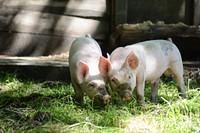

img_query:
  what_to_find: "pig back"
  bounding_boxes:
[69,37,102,58]
[136,40,183,82]
[69,36,103,77]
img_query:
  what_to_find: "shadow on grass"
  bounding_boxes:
[0,81,77,131]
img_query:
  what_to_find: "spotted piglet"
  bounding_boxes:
[107,39,186,105]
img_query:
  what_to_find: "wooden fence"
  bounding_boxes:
[0,0,110,56]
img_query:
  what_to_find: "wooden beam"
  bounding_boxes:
[0,54,68,67]
[185,0,194,25]
[0,54,197,82]
[112,0,128,28]
[0,55,198,68]
[194,0,200,25]
[111,21,200,47]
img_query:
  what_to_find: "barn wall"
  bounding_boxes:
[0,0,110,56]
[111,0,198,27]
[127,0,185,24]
[111,0,200,61]
[0,0,199,81]
[0,0,199,58]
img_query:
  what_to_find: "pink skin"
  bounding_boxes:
[69,35,111,106]
[108,39,186,105]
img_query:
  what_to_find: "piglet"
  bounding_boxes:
[107,39,186,105]
[69,34,111,107]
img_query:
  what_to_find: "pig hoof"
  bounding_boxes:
[122,95,132,101]
[137,102,145,106]
[137,95,144,105]
[151,98,158,103]
[179,94,186,99]
[137,99,145,106]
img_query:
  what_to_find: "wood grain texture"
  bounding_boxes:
[0,0,110,56]
[0,53,68,67]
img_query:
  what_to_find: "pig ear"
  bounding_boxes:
[125,51,138,69]
[99,56,111,76]
[77,61,89,83]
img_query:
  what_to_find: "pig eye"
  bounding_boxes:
[88,82,96,88]
[110,77,117,83]
[126,73,132,79]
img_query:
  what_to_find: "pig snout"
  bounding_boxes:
[120,90,132,101]
[95,94,111,105]
[103,94,112,104]
[116,83,132,101]
[98,86,112,104]
[93,86,111,105]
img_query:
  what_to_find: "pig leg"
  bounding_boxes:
[170,62,186,99]
[136,74,145,105]
[71,78,84,107]
[150,79,159,103]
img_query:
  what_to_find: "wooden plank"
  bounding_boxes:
[0,54,198,68]
[185,0,194,25]
[0,32,74,56]
[1,0,107,12]
[0,65,71,82]
[0,32,108,56]
[184,61,200,68]
[194,0,200,25]
[0,54,68,67]
[0,0,108,17]
[0,10,109,40]
[110,21,200,61]
[119,21,200,37]
[110,21,200,47]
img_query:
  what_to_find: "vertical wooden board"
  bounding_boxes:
[112,0,128,27]
[194,0,200,25]
[185,0,194,25]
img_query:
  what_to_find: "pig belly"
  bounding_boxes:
[145,70,165,83]
[144,57,169,83]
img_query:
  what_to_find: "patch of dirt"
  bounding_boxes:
[28,111,51,126]
[184,68,200,84]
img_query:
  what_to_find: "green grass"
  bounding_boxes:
[0,73,199,133]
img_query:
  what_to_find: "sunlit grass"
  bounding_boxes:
[0,73,199,133]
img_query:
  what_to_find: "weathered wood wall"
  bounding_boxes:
[110,22,200,60]
[0,0,199,57]
[0,0,199,81]
[0,0,110,56]
[112,0,200,27]
[111,0,200,61]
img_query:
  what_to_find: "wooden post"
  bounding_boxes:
[185,0,194,25]
[111,0,128,30]
[194,0,200,25]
